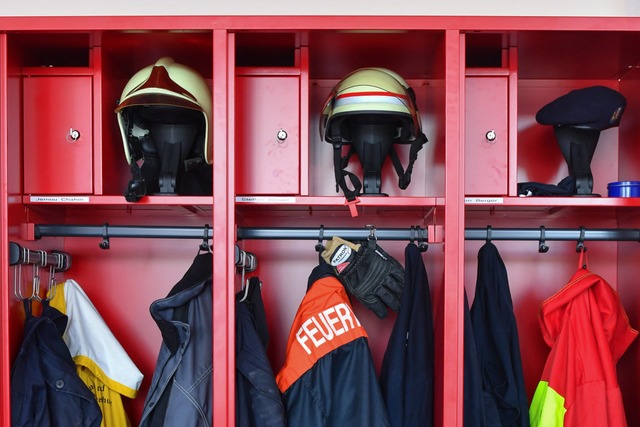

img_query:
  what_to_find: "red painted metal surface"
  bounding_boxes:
[22,73,93,194]
[465,73,508,195]
[235,73,300,195]
[0,32,11,427]
[3,14,640,427]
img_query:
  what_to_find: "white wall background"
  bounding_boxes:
[2,0,639,17]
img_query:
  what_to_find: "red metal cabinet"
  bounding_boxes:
[464,73,508,195]
[235,73,300,195]
[4,17,640,427]
[23,72,93,194]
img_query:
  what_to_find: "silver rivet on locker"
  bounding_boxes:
[67,128,81,142]
[276,129,288,143]
[485,129,496,142]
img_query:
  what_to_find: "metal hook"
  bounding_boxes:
[486,225,492,243]
[13,264,24,300]
[200,224,211,252]
[99,223,110,250]
[417,226,429,252]
[31,260,42,301]
[410,226,417,244]
[366,224,377,241]
[538,226,550,253]
[45,264,58,301]
[315,225,325,252]
[576,226,587,253]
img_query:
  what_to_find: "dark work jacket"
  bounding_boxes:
[276,263,390,427]
[379,243,434,427]
[139,253,213,427]
[464,290,501,427]
[470,242,529,427]
[11,299,102,427]
[236,277,286,427]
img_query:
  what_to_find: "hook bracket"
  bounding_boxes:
[315,225,325,252]
[576,226,587,253]
[200,224,211,252]
[99,223,110,250]
[538,226,550,253]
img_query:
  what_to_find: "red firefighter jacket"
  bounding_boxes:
[530,265,638,426]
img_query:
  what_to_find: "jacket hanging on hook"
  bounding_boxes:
[530,266,638,426]
[470,242,530,427]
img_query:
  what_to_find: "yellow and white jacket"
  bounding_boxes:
[49,279,143,427]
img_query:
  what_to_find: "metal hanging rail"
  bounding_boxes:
[236,226,429,242]
[237,226,640,242]
[464,227,640,242]
[32,223,640,243]
[9,241,72,271]
[33,223,256,267]
[34,223,214,240]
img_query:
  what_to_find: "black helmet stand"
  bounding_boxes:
[554,126,601,196]
[350,123,396,196]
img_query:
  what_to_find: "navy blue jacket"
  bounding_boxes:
[236,277,286,427]
[470,242,529,427]
[379,243,434,427]
[140,253,213,427]
[11,299,102,427]
[464,290,501,427]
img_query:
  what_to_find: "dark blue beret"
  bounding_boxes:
[536,86,626,131]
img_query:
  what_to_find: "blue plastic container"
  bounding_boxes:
[607,181,640,197]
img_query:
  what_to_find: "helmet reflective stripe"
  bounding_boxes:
[333,93,410,109]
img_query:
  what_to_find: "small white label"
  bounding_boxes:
[235,196,296,204]
[465,197,504,204]
[330,244,352,266]
[30,196,90,203]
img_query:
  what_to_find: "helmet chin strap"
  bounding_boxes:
[331,130,428,201]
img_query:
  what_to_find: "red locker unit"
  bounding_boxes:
[2,16,640,427]
[465,72,508,196]
[235,71,301,195]
[22,69,93,194]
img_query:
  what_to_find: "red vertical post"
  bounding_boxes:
[212,28,233,427]
[0,32,10,426]
[442,29,464,427]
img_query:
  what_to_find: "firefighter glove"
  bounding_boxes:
[321,236,404,318]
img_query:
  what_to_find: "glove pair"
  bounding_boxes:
[321,236,404,319]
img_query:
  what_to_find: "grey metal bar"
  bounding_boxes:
[34,224,214,240]
[464,227,640,241]
[33,224,640,243]
[236,226,429,241]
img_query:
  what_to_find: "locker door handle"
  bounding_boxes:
[276,129,288,142]
[485,129,496,142]
[67,128,81,142]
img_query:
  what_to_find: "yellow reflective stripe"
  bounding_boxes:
[529,380,566,427]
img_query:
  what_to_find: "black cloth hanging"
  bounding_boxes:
[379,243,434,427]
[236,277,286,427]
[469,242,530,426]
[10,299,102,427]
[464,290,501,427]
